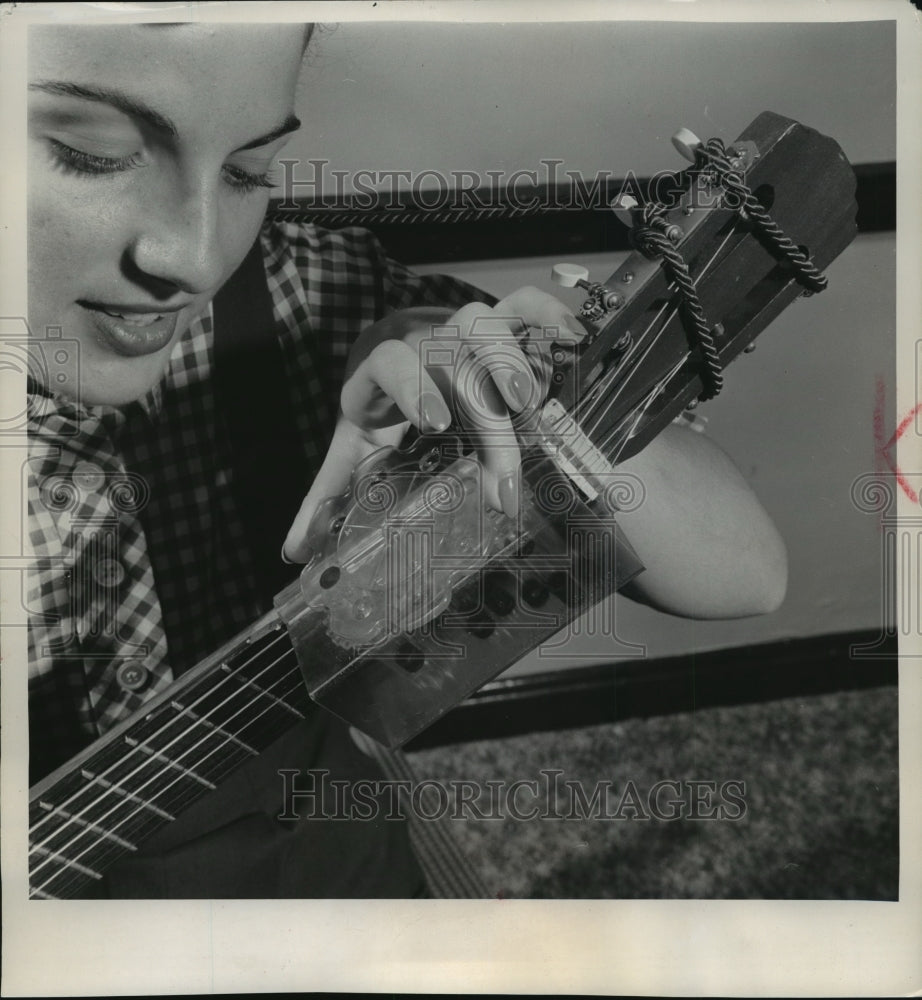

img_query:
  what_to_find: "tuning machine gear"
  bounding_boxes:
[552,262,625,323]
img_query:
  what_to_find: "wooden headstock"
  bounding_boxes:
[553,111,858,464]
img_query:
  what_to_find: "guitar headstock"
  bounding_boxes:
[552,111,858,463]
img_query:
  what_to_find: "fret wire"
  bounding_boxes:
[29,684,308,900]
[31,826,134,898]
[33,796,158,867]
[28,645,302,874]
[29,673,303,890]
[30,627,296,839]
[30,886,60,900]
[32,732,272,897]
[93,673,309,824]
[33,854,110,900]
[221,663,307,718]
[85,771,176,821]
[35,801,137,851]
[31,843,103,881]
[29,669,308,894]
[170,700,259,756]
[124,737,219,790]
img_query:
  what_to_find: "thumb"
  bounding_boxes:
[282,418,370,563]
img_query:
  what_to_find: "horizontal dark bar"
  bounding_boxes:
[269,161,894,264]
[404,629,897,750]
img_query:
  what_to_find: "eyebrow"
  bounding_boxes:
[29,80,301,150]
[29,80,178,135]
[238,114,302,150]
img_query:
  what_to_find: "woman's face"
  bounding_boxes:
[28,24,305,406]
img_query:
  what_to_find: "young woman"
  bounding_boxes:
[26,21,787,897]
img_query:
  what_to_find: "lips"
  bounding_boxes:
[78,301,183,358]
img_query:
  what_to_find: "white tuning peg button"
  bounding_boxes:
[671,127,703,163]
[552,263,590,288]
[610,193,640,227]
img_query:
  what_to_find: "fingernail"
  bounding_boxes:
[420,391,451,432]
[563,313,587,339]
[507,372,535,411]
[499,472,519,519]
[282,540,311,564]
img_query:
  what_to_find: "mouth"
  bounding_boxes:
[78,301,184,358]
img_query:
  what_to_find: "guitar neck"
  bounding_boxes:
[28,610,307,900]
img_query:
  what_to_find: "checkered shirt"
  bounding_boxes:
[27,221,491,782]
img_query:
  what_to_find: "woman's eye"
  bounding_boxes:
[47,137,274,194]
[48,138,142,176]
[222,163,276,194]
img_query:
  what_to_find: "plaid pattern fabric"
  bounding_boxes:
[27,221,491,782]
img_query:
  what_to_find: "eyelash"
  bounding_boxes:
[48,139,276,194]
[49,138,141,175]
[221,163,276,193]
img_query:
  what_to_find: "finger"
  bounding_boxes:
[343,305,455,380]
[493,286,588,344]
[450,302,541,416]
[341,338,452,433]
[449,350,522,517]
[283,419,373,562]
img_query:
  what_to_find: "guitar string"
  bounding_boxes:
[30,665,306,896]
[597,356,689,461]
[31,677,311,899]
[30,669,308,898]
[572,295,678,431]
[572,223,740,433]
[29,640,302,881]
[29,634,305,881]
[29,625,295,839]
[576,224,740,446]
[32,211,747,893]
[576,300,677,447]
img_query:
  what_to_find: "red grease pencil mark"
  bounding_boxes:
[874,376,922,503]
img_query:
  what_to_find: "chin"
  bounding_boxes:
[75,349,176,408]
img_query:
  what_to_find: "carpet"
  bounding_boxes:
[406,684,899,899]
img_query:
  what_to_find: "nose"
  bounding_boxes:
[126,178,228,297]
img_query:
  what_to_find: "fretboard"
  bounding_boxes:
[28,609,307,900]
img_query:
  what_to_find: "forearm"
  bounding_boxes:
[614,423,788,619]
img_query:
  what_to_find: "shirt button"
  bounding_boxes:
[94,558,125,588]
[116,662,150,693]
[73,461,105,492]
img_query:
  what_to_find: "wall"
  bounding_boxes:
[281,19,895,199]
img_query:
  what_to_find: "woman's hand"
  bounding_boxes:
[282,287,585,563]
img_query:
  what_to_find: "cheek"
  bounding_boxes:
[26,150,269,405]
[28,165,123,313]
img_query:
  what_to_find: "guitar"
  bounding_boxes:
[28,111,858,899]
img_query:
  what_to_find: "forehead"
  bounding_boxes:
[29,23,304,134]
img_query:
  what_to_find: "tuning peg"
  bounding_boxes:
[671,127,703,164]
[552,263,590,288]
[610,193,640,228]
